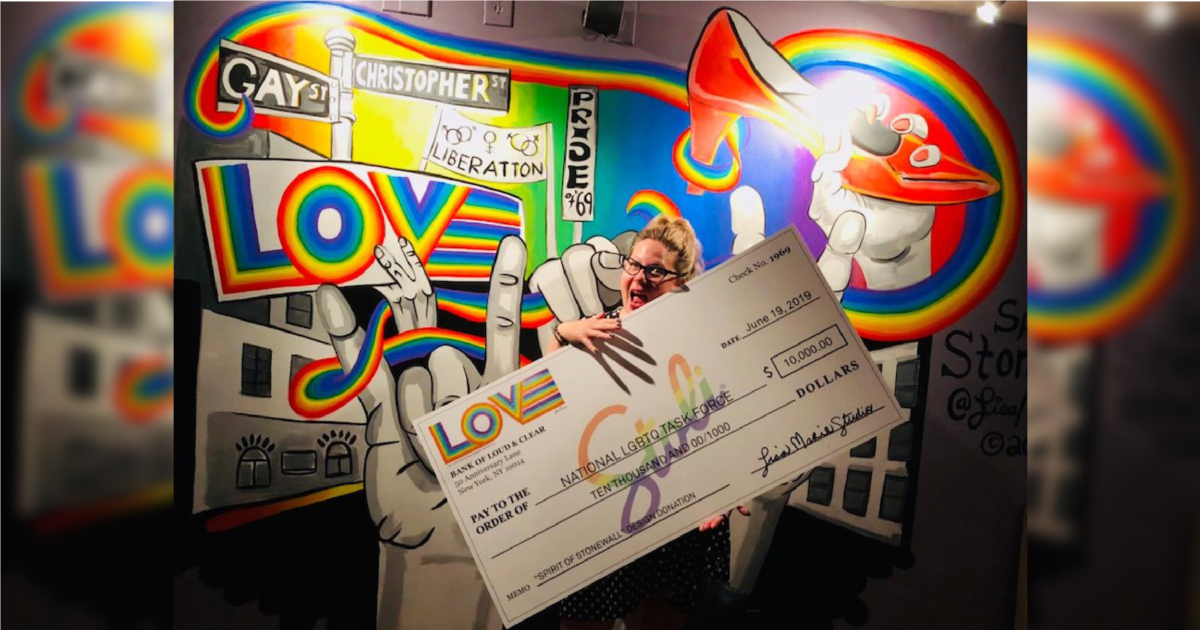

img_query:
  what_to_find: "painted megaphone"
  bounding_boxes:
[686,8,1000,205]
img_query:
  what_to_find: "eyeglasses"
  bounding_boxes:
[596,252,680,284]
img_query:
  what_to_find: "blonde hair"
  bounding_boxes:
[634,216,704,280]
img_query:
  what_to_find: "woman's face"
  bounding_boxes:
[621,238,683,311]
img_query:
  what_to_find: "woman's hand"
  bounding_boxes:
[699,505,751,531]
[557,313,622,352]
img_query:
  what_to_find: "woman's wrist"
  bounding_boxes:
[554,321,571,345]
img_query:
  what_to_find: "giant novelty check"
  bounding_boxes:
[414,226,904,625]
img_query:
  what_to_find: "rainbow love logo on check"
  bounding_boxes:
[431,368,566,464]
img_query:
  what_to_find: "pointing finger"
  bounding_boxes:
[611,231,637,257]
[530,258,581,357]
[482,236,527,384]
[429,346,479,410]
[586,236,624,299]
[561,242,604,316]
[396,367,433,439]
[396,367,433,464]
[399,238,435,298]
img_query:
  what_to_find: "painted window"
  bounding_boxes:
[281,450,317,475]
[807,466,836,506]
[843,469,872,517]
[849,437,877,459]
[286,293,313,328]
[325,442,352,477]
[114,295,140,329]
[888,422,914,462]
[241,343,272,397]
[236,447,271,489]
[895,358,921,408]
[290,355,313,382]
[68,346,98,397]
[879,474,908,523]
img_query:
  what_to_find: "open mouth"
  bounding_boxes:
[844,155,1001,205]
[899,174,994,185]
[629,289,649,309]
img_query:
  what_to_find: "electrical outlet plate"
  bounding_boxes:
[382,1,431,17]
[484,0,513,27]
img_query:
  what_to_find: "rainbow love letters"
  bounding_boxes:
[196,159,523,300]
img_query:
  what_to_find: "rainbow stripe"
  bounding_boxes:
[626,190,683,225]
[200,163,307,295]
[195,94,254,139]
[24,162,174,296]
[291,299,392,418]
[1027,33,1192,342]
[518,292,554,327]
[671,120,746,193]
[25,162,122,295]
[777,30,1023,341]
[13,4,169,155]
[16,54,74,140]
[278,165,384,283]
[105,165,174,284]
[206,483,363,533]
[437,289,555,328]
[517,369,565,421]
[370,172,469,263]
[184,2,687,139]
[424,188,522,281]
[461,403,501,441]
[114,356,173,424]
[434,287,488,321]
[289,299,534,418]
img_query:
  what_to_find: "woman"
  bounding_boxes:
[550,216,748,630]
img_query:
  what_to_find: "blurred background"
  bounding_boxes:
[1025,3,1200,630]
[1,1,1199,629]
[1,2,174,629]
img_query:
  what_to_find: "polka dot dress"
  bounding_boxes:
[560,306,732,621]
[559,521,732,620]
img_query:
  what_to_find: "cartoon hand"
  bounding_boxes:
[809,128,868,300]
[528,232,636,355]
[374,238,436,333]
[730,186,766,255]
[314,236,527,548]
[394,234,528,452]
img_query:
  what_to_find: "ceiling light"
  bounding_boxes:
[977,1,1002,25]
[1148,3,1173,28]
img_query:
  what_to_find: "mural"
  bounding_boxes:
[3,4,175,628]
[1026,30,1192,565]
[176,2,1020,628]
[1027,31,1192,343]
